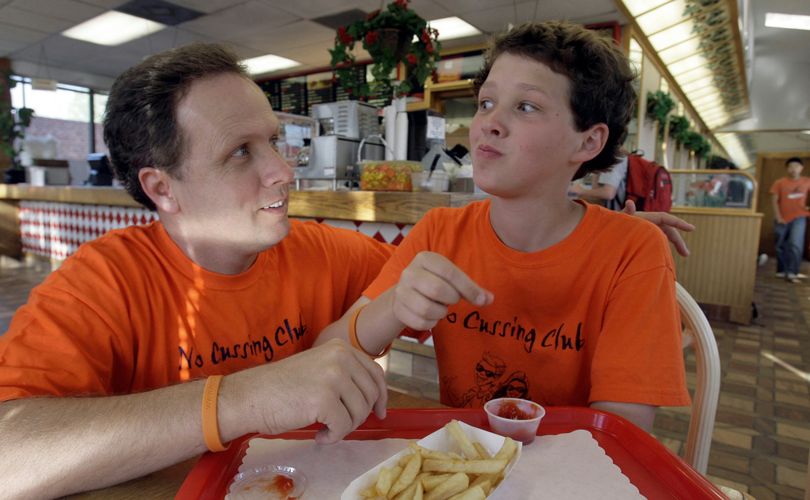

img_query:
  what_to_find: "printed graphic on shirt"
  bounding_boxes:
[177,314,308,371]
[442,352,534,408]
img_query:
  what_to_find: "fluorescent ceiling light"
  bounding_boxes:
[675,64,714,83]
[686,85,721,101]
[636,0,688,36]
[680,76,715,93]
[765,12,810,31]
[62,11,165,46]
[668,54,706,75]
[622,0,670,17]
[658,36,701,64]
[648,20,693,51]
[242,54,300,75]
[428,17,481,40]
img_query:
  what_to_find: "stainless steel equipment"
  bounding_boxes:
[310,101,379,139]
[296,135,384,189]
[296,101,384,189]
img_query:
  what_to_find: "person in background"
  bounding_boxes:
[770,157,810,283]
[0,44,391,498]
[569,153,627,211]
[319,21,690,432]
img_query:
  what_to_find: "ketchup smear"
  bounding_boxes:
[259,474,296,499]
[496,401,534,420]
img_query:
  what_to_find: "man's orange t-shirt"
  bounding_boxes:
[0,220,392,402]
[365,200,690,408]
[769,176,810,223]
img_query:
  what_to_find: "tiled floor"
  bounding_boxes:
[1,259,808,499]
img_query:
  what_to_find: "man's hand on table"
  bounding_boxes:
[222,339,388,445]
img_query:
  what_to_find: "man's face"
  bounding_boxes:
[167,73,293,259]
[787,161,803,179]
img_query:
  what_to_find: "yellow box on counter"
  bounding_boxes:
[359,161,423,191]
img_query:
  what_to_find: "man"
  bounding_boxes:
[770,157,810,283]
[0,44,390,498]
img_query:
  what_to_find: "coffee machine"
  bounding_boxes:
[296,101,385,189]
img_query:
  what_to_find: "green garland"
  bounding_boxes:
[646,90,675,129]
[668,115,691,146]
[682,130,711,159]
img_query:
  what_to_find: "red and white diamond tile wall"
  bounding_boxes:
[17,202,413,261]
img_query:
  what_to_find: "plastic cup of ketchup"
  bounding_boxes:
[483,397,546,445]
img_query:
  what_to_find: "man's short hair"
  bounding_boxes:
[786,157,804,167]
[103,43,249,209]
[473,22,636,180]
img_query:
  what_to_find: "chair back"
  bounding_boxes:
[676,282,721,475]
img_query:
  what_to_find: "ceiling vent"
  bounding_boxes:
[115,0,203,26]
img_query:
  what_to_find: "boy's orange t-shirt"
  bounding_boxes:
[365,200,690,408]
[0,220,392,402]
[769,176,810,223]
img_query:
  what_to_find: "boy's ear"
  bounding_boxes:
[572,123,609,164]
[139,167,179,213]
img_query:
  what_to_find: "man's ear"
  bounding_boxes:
[571,123,609,164]
[139,167,179,213]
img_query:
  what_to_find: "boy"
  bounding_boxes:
[319,22,690,431]
[770,157,810,283]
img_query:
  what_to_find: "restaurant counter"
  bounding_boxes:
[0,185,760,324]
[0,185,483,260]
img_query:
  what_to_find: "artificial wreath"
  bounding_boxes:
[329,0,441,104]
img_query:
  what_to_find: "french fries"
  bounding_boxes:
[357,420,518,500]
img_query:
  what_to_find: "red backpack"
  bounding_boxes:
[625,154,673,212]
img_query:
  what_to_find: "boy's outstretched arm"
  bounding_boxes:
[318,252,494,355]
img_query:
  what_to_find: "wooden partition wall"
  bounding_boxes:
[671,209,762,324]
[755,152,810,256]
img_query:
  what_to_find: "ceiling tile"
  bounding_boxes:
[9,0,104,23]
[229,20,334,53]
[115,25,216,56]
[74,0,129,8]
[0,6,76,32]
[180,1,299,38]
[0,21,49,44]
[165,0,247,14]
[0,38,27,57]
[273,0,373,19]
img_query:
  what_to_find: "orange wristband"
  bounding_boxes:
[349,304,392,359]
[201,375,227,452]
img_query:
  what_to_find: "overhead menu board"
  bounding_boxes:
[306,71,335,115]
[259,65,371,117]
[279,76,307,116]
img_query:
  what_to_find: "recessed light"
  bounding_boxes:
[62,11,165,46]
[428,17,481,41]
[242,54,300,76]
[765,12,810,31]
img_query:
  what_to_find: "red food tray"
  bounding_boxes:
[177,407,724,499]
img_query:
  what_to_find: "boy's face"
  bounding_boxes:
[470,53,589,198]
[787,161,803,179]
[166,73,293,256]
